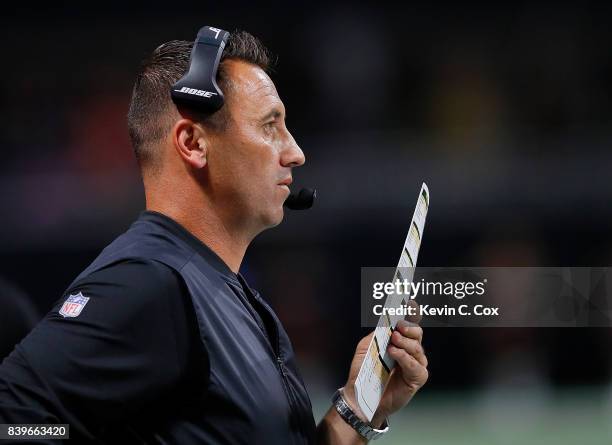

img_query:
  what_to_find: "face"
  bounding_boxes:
[206,59,305,232]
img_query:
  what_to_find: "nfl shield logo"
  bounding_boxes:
[59,292,90,318]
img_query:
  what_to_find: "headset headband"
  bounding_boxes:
[171,26,230,113]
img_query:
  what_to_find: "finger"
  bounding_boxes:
[404,299,422,324]
[388,345,429,388]
[395,320,423,342]
[390,330,428,367]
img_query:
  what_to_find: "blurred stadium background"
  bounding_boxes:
[1,2,612,443]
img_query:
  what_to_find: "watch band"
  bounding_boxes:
[332,387,389,441]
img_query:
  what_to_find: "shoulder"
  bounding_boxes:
[76,258,184,290]
[55,258,189,327]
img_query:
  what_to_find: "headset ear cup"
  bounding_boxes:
[171,26,229,113]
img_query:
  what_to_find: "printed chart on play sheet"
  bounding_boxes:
[355,183,429,422]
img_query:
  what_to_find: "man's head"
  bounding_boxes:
[127,31,305,233]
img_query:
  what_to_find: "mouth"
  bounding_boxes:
[278,177,293,187]
[278,184,291,195]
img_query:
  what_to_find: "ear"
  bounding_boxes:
[172,119,208,169]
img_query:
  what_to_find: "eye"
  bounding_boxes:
[263,121,277,132]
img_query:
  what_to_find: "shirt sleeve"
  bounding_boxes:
[0,258,203,442]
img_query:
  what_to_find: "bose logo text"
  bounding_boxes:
[175,87,218,98]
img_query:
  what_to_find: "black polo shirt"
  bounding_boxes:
[0,211,316,444]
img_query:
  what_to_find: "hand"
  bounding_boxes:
[342,320,429,427]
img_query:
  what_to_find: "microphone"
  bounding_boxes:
[284,188,316,210]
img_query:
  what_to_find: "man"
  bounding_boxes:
[0,29,428,444]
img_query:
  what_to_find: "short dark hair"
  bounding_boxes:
[127,30,273,171]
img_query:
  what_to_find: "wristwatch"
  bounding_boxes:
[332,388,389,441]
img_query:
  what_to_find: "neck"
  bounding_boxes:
[154,205,250,274]
[145,184,253,274]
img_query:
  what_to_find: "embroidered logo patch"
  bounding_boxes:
[59,292,90,318]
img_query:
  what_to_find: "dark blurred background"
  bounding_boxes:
[1,2,612,443]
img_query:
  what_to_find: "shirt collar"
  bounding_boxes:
[138,210,239,283]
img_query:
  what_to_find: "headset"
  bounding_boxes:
[171,25,316,211]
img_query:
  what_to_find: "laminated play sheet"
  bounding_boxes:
[355,183,429,421]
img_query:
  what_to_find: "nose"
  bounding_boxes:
[280,130,305,168]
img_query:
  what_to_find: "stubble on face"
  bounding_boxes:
[206,60,293,233]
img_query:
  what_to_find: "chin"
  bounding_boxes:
[261,206,285,229]
[271,207,285,227]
